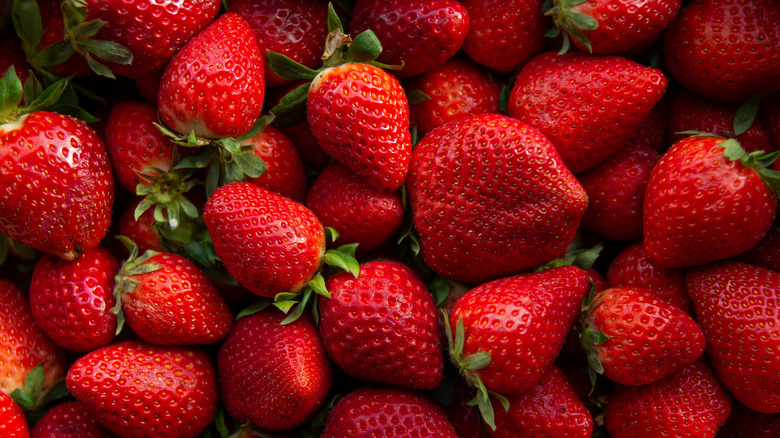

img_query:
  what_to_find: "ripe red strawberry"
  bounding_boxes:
[117,198,164,254]
[242,125,309,202]
[508,51,668,174]
[739,213,780,273]
[407,113,587,284]
[407,56,503,137]
[320,386,458,438]
[643,135,778,268]
[158,12,265,139]
[686,261,780,413]
[28,247,119,352]
[318,260,443,390]
[112,244,233,345]
[280,120,331,169]
[0,391,28,438]
[545,0,681,54]
[460,0,546,72]
[305,163,404,252]
[0,279,67,399]
[491,365,593,438]
[604,359,732,438]
[228,0,329,87]
[663,0,780,103]
[718,401,780,438]
[577,143,660,241]
[349,0,470,78]
[583,286,706,386]
[308,62,411,191]
[203,182,325,297]
[218,308,333,431]
[66,340,218,438]
[31,400,116,438]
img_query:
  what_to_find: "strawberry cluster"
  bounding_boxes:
[1,0,780,437]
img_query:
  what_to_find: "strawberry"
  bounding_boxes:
[28,247,119,352]
[228,0,329,88]
[643,135,778,268]
[0,391,28,438]
[158,12,265,139]
[663,0,780,103]
[117,197,164,254]
[112,241,233,345]
[407,56,503,137]
[508,51,668,173]
[441,378,491,438]
[348,0,470,78]
[241,125,309,202]
[280,121,331,169]
[718,401,780,438]
[490,365,593,438]
[31,400,116,438]
[0,37,31,87]
[739,212,780,273]
[217,308,333,431]
[305,163,404,252]
[460,0,546,72]
[759,92,780,148]
[686,261,780,413]
[544,0,681,54]
[582,286,706,386]
[407,113,588,284]
[318,260,443,390]
[576,143,660,241]
[320,386,458,438]
[66,340,218,438]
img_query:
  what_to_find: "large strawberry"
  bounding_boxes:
[218,308,333,431]
[66,340,218,438]
[643,135,778,268]
[508,51,668,173]
[31,400,116,438]
[686,261,780,413]
[0,391,28,438]
[407,113,587,284]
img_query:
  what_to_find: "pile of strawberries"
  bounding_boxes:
[1,0,780,436]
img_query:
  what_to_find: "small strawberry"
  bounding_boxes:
[0,391,28,438]
[28,246,119,352]
[320,386,459,438]
[66,340,219,438]
[31,400,117,438]
[117,197,164,254]
[218,308,333,431]
[508,51,668,173]
[686,261,780,413]
[241,125,309,202]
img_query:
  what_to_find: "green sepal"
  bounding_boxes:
[544,0,598,54]
[0,67,24,113]
[396,216,421,256]
[236,114,275,140]
[12,0,43,57]
[323,248,360,278]
[461,351,491,371]
[326,2,344,33]
[467,376,500,431]
[324,227,340,242]
[535,242,603,272]
[266,51,320,81]
[280,288,314,325]
[734,94,760,137]
[406,89,431,105]
[23,77,69,113]
[22,72,43,106]
[111,236,163,335]
[345,30,382,63]
[236,301,272,320]
[309,273,330,298]
[9,362,45,411]
[270,82,310,115]
[30,40,75,68]
[720,138,747,161]
[428,276,451,308]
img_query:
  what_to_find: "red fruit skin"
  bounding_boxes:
[0,280,67,397]
[441,378,491,438]
[319,260,443,390]
[159,13,265,139]
[218,309,333,431]
[31,400,117,438]
[663,0,780,103]
[0,391,29,438]
[739,212,780,273]
[280,121,331,169]
[0,37,31,86]
[408,114,588,284]
[606,241,694,314]
[349,0,470,78]
[628,94,670,152]
[242,125,309,202]
[643,136,777,268]
[408,56,503,137]
[305,164,404,252]
[604,359,732,438]
[509,51,668,174]
[759,93,780,149]
[203,182,325,297]
[66,341,218,438]
[491,366,593,438]
[686,261,780,413]
[117,198,164,254]
[321,386,458,438]
[29,247,119,352]
[0,112,114,260]
[577,143,660,241]
[461,0,546,72]
[119,252,234,345]
[718,401,780,438]
[307,63,411,192]
[451,266,590,394]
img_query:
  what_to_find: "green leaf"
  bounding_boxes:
[345,30,383,63]
[461,351,491,370]
[266,51,319,81]
[69,19,105,39]
[80,39,134,65]
[205,163,220,198]
[326,2,344,33]
[236,114,274,140]
[323,249,360,278]
[734,94,761,136]
[453,316,465,359]
[281,288,313,325]
[406,89,431,105]
[175,150,218,170]
[472,382,497,431]
[13,0,43,55]
[236,301,272,320]
[441,309,454,354]
[274,299,298,313]
[234,151,266,178]
[0,67,23,114]
[334,242,358,258]
[325,227,340,242]
[270,82,311,114]
[309,273,330,298]
[427,277,451,308]
[61,0,88,30]
[25,78,69,113]
[38,378,70,405]
[720,138,747,161]
[566,11,599,31]
[23,72,43,105]
[84,52,116,79]
[583,328,609,346]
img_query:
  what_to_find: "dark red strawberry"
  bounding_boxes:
[218,308,333,431]
[305,163,404,252]
[349,0,470,78]
[686,261,780,413]
[31,400,117,438]
[0,38,31,86]
[280,121,332,169]
[407,113,587,284]
[441,378,491,438]
[320,386,458,438]
[242,125,308,202]
[759,92,780,148]
[508,51,668,173]
[739,212,780,273]
[66,340,218,438]
[0,391,28,438]
[718,401,780,438]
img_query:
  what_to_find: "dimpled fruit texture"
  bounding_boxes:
[31,400,116,438]
[0,392,28,438]
[321,386,459,438]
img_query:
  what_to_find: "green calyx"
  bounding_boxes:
[111,236,163,335]
[0,66,68,124]
[579,282,610,393]
[717,138,780,196]
[543,0,599,54]
[134,164,201,231]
